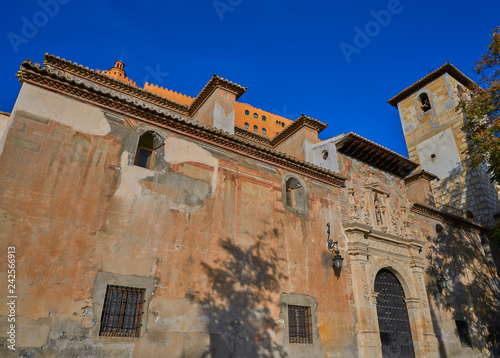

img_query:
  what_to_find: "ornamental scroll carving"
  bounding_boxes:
[347,178,412,237]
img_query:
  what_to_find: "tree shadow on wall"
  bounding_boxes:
[425,224,500,357]
[189,232,288,358]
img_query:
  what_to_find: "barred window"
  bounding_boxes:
[99,285,145,337]
[288,305,312,344]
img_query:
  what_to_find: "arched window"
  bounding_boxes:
[254,125,258,132]
[262,128,267,135]
[245,110,249,116]
[435,224,445,241]
[418,93,431,112]
[135,131,164,170]
[244,122,249,129]
[285,177,305,210]
[254,113,258,119]
[262,116,266,121]
[282,122,285,127]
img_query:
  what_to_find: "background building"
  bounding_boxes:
[0,55,498,357]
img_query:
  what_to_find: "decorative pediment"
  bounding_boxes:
[363,177,390,196]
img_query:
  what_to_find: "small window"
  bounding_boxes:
[136,148,153,169]
[282,122,285,127]
[418,93,431,112]
[135,131,163,170]
[455,320,471,346]
[288,305,312,344]
[466,211,474,220]
[321,150,329,160]
[254,113,258,119]
[245,110,249,116]
[99,285,146,337]
[244,122,249,129]
[262,128,267,135]
[262,115,266,121]
[254,125,258,132]
[285,177,305,210]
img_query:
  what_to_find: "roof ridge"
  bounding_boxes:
[387,62,480,107]
[42,54,190,113]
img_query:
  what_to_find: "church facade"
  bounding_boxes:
[0,54,498,357]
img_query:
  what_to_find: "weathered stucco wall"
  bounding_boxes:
[0,85,359,357]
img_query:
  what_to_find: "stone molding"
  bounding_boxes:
[411,202,486,234]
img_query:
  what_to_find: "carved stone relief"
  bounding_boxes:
[347,178,414,238]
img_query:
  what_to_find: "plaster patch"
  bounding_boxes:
[164,137,219,191]
[416,128,462,179]
[212,101,235,134]
[114,151,152,199]
[13,83,110,136]
[115,151,213,213]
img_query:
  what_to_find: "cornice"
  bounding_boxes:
[189,74,247,116]
[271,114,327,147]
[234,126,272,147]
[404,170,439,185]
[343,222,424,248]
[17,59,346,187]
[43,54,189,114]
[411,202,486,234]
[336,132,419,178]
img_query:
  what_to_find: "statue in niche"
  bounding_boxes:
[391,205,399,235]
[348,187,361,222]
[360,193,370,225]
[374,193,384,225]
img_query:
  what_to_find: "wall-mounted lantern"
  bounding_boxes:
[438,274,448,290]
[326,223,344,271]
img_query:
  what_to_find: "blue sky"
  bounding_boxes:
[2,0,499,157]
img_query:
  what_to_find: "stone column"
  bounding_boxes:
[345,224,382,358]
[410,262,439,358]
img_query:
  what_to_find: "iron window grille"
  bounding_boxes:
[288,305,312,344]
[99,285,145,338]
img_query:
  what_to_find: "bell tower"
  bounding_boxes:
[388,63,500,226]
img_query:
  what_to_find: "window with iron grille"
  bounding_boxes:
[288,305,312,344]
[455,320,471,346]
[99,285,145,337]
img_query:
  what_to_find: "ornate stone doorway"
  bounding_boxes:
[375,269,416,358]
